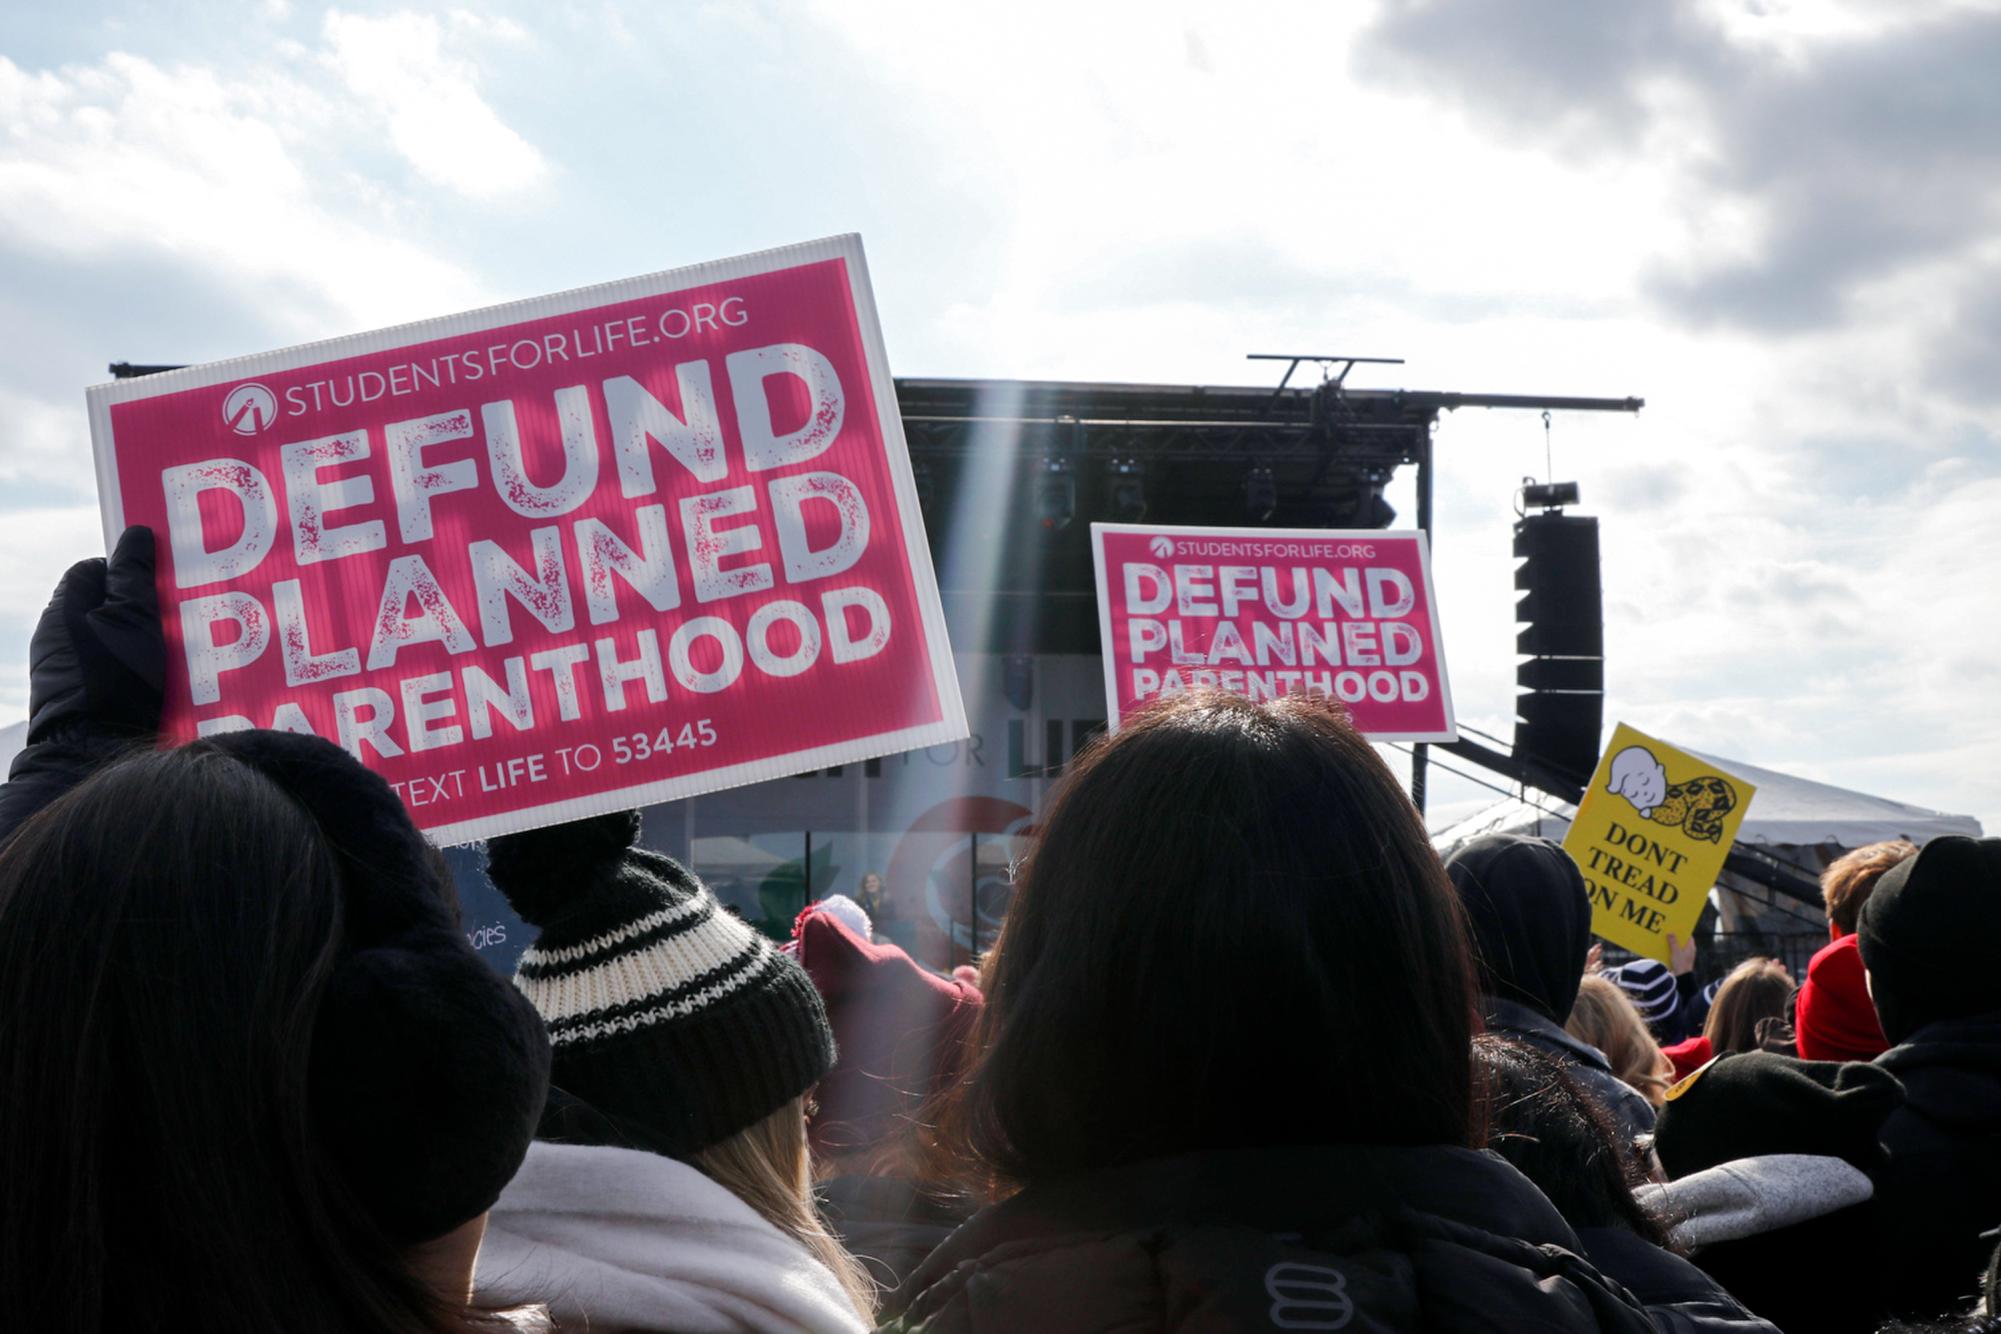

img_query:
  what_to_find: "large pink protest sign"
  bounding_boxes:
[1090,523,1456,740]
[87,235,966,843]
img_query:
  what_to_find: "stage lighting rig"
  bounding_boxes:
[1034,454,1076,531]
[1244,464,1278,522]
[1106,457,1147,521]
[1520,480,1581,512]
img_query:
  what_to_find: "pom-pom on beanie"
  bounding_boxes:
[486,811,836,1157]
[1857,835,2001,1044]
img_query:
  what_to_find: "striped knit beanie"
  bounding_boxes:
[484,810,835,1157]
[1608,958,1680,1027]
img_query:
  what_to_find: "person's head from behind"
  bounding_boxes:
[1857,835,2001,1044]
[1567,974,1675,1107]
[1822,840,1918,940]
[954,690,1478,1186]
[0,733,551,1334]
[1475,1034,1667,1245]
[1442,833,1591,1023]
[485,811,874,1318]
[1703,957,1794,1055]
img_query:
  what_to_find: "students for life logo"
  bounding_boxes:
[1148,535,1175,558]
[222,382,278,436]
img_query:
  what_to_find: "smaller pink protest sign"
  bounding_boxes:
[86,235,966,843]
[1090,523,1456,740]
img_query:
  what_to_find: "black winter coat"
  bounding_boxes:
[1872,1013,2001,1320]
[879,1144,1659,1332]
[1489,996,1659,1153]
[1573,1227,1777,1334]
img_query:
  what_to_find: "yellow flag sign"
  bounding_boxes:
[1563,723,1756,962]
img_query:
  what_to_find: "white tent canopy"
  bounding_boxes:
[1432,750,1983,854]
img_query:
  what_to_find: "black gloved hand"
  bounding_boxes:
[25,526,165,745]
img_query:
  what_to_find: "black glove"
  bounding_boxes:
[25,525,165,745]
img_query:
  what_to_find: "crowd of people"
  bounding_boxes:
[1,527,1997,1333]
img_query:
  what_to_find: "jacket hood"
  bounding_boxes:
[476,1141,866,1334]
[1445,834,1592,1022]
[1857,835,2001,1042]
[1654,1051,1903,1179]
[1875,1012,2001,1136]
[1636,1153,1876,1250]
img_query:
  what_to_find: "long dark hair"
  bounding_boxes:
[0,744,504,1333]
[944,690,1480,1187]
[1475,1033,1670,1247]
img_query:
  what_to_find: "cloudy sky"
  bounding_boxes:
[3,0,1996,830]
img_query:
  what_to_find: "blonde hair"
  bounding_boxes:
[693,1096,876,1321]
[1566,974,1675,1107]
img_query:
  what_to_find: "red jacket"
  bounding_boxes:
[1796,934,1889,1063]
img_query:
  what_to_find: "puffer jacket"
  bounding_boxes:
[1573,1227,1778,1334]
[879,1144,1658,1332]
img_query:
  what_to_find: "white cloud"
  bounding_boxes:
[0,389,92,490]
[0,506,105,719]
[322,9,548,202]
[0,0,1994,839]
[0,49,483,336]
[796,1,2001,830]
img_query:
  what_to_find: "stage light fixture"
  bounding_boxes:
[1521,480,1581,511]
[1106,457,1147,522]
[1325,470,1397,529]
[1244,464,1278,521]
[1034,455,1076,530]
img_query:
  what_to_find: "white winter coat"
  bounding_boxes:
[476,1141,867,1334]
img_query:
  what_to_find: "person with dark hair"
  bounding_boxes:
[1858,836,2001,1321]
[0,531,554,1333]
[882,692,1658,1332]
[1475,1035,1777,1333]
[1648,1051,1902,1333]
[795,906,983,1292]
[1444,833,1658,1151]
[473,814,874,1331]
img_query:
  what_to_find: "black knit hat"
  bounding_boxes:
[1654,1050,1904,1180]
[1857,835,2001,1044]
[485,811,836,1157]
